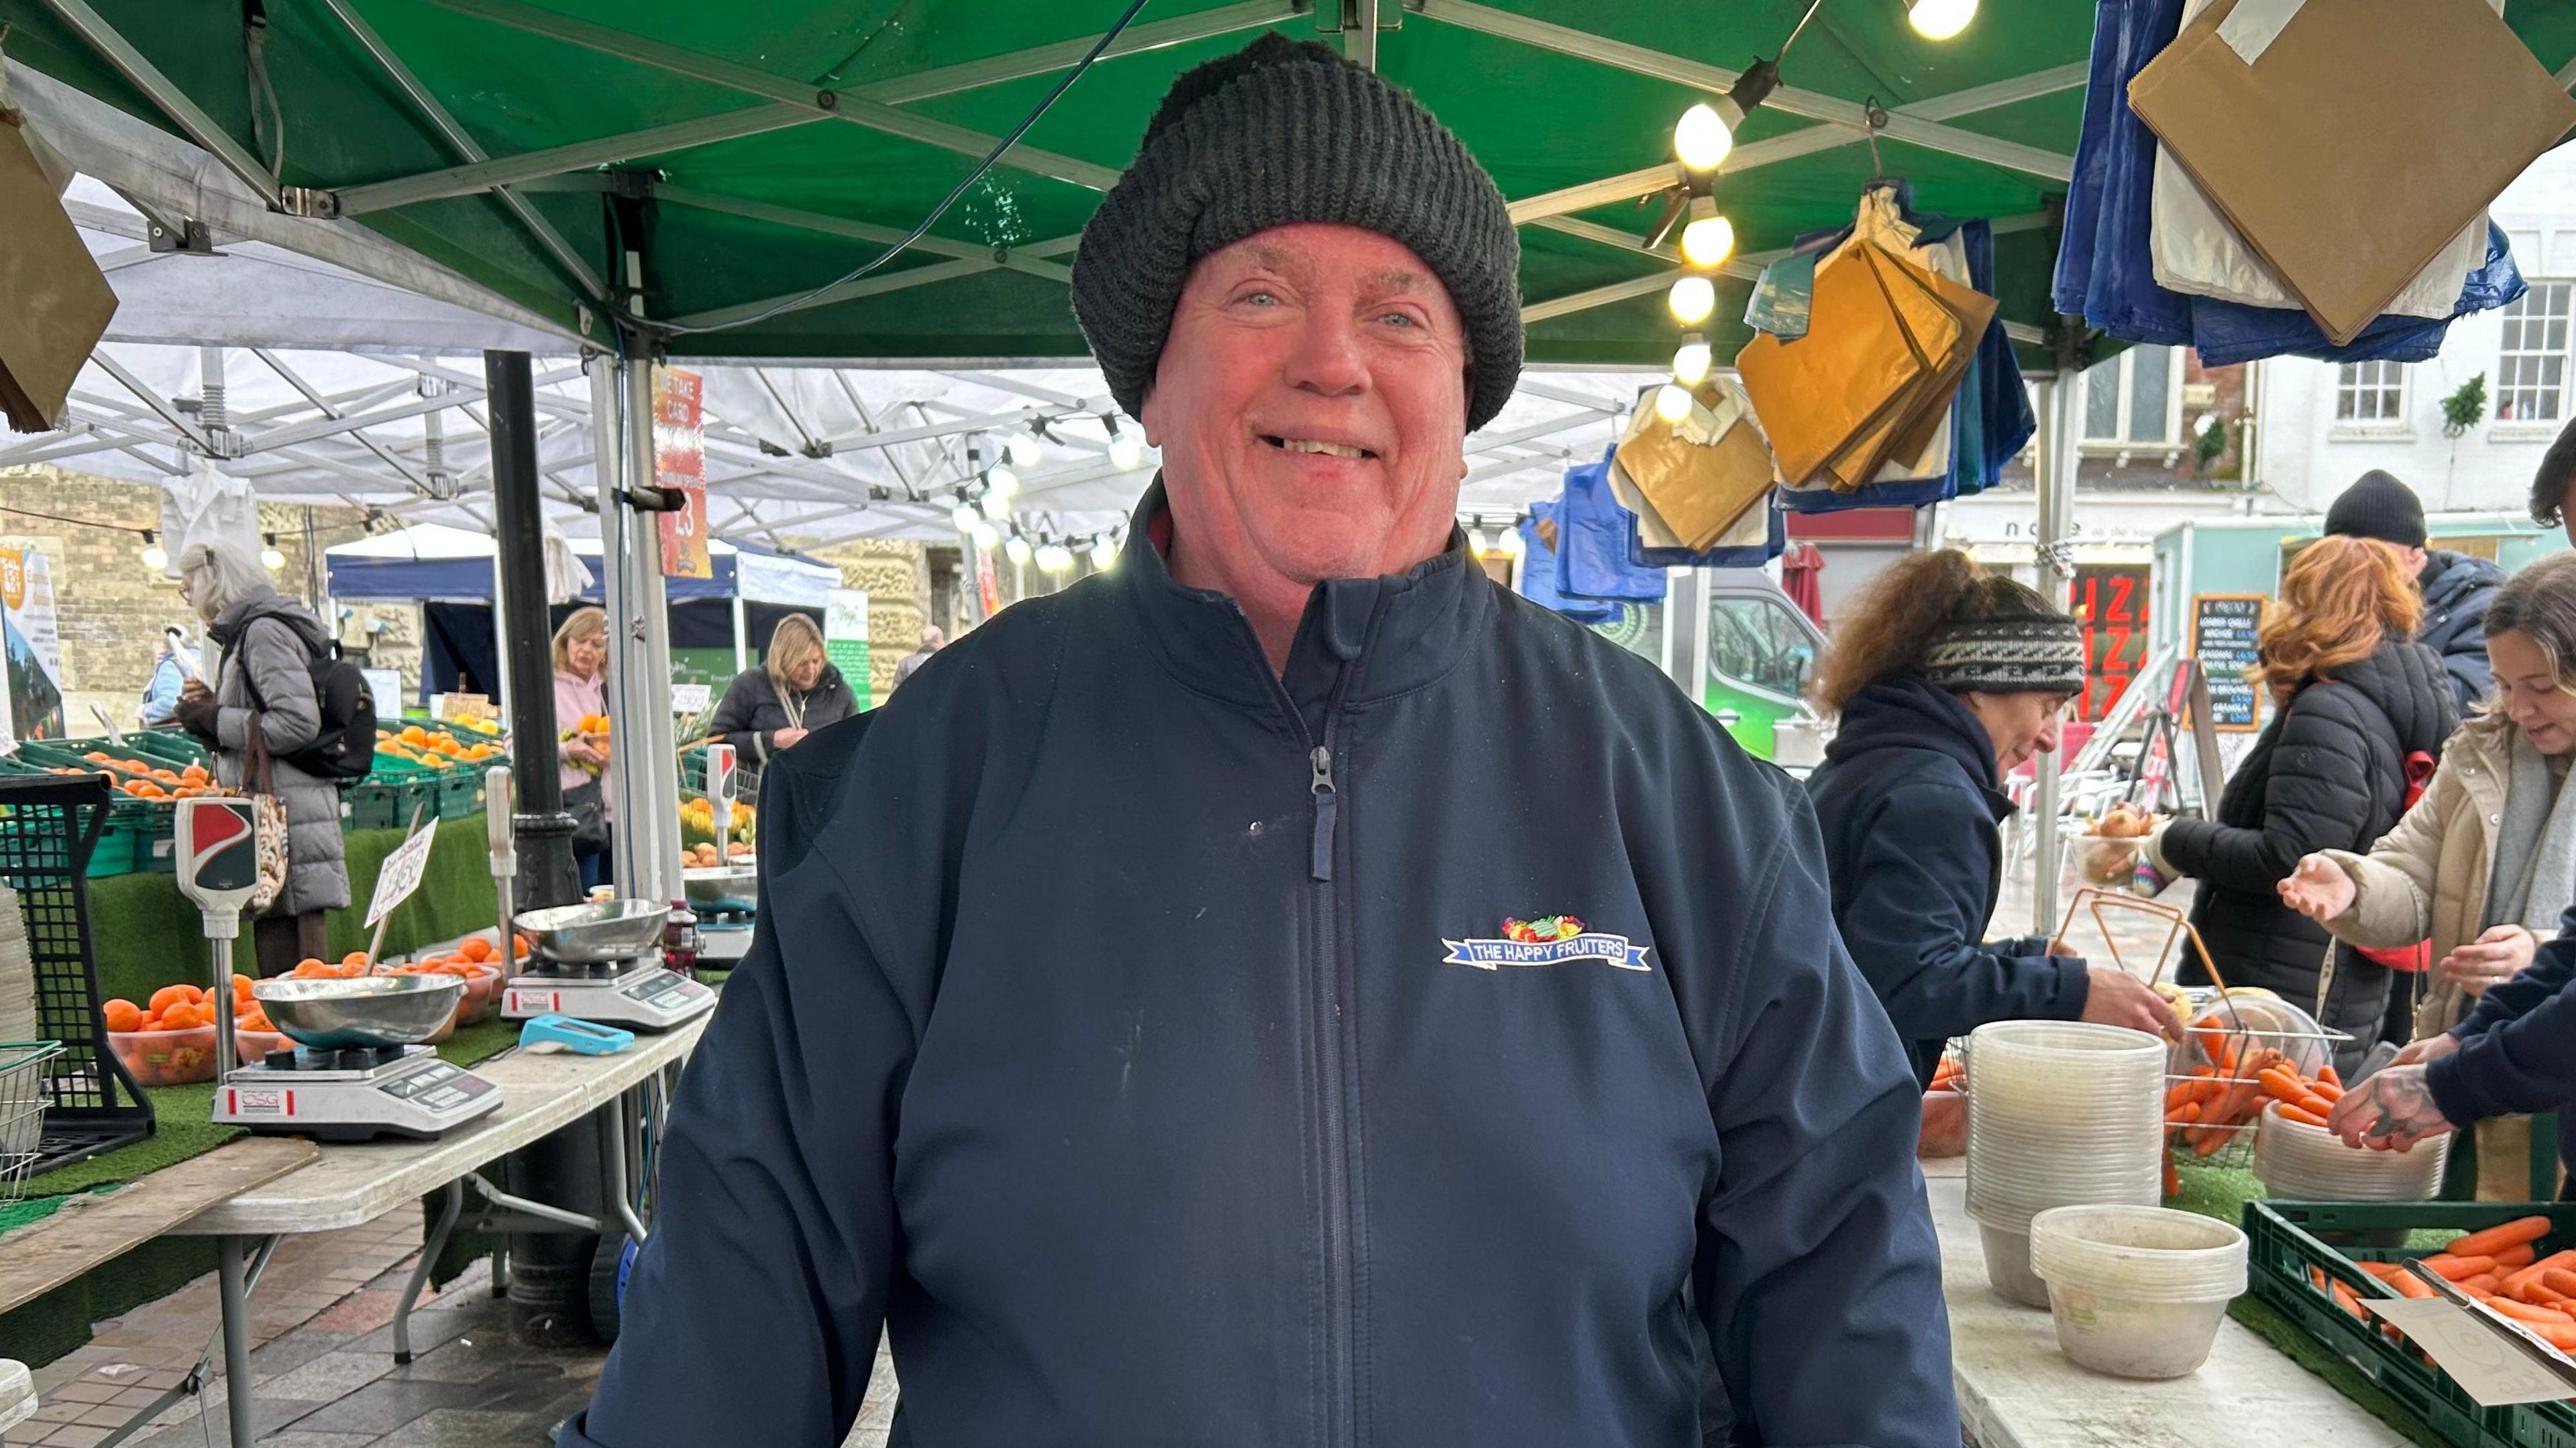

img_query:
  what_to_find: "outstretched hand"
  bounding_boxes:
[2326,1064,2454,1152]
[2276,854,2355,923]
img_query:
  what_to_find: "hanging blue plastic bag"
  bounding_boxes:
[1517,500,1616,624]
[1556,453,1668,604]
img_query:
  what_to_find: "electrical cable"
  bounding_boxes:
[652,0,1154,338]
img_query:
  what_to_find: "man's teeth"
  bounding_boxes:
[1278,438,1365,459]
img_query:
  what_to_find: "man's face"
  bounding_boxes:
[1142,223,1470,588]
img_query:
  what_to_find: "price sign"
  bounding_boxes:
[2190,594,2267,733]
[366,822,438,928]
[670,683,711,714]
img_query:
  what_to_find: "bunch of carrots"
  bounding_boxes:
[1929,1057,1963,1093]
[2314,1216,2576,1353]
[2162,1011,2346,1149]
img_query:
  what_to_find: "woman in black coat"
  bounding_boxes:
[707,613,859,773]
[2149,535,2459,1071]
[1807,550,2181,1088]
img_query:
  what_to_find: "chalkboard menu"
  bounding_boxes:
[2190,594,2266,732]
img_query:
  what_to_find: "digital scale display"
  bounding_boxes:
[376,1061,497,1113]
[623,972,709,1007]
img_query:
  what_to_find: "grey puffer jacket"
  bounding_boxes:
[207,589,352,917]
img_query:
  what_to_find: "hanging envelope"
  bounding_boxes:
[1819,246,1992,490]
[2129,0,2576,346]
[0,112,116,432]
[1737,241,1955,489]
[1811,188,1973,486]
[1614,378,1775,553]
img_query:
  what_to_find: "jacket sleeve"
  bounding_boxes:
[564,761,906,1447]
[2428,925,2576,1126]
[140,659,182,724]
[1833,783,2089,1042]
[2316,757,2456,950]
[215,619,322,757]
[2158,691,2379,893]
[2442,634,2496,716]
[2451,901,2576,1041]
[705,672,773,762]
[1692,777,1957,1448]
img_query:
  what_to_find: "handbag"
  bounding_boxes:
[241,718,294,915]
[564,778,610,856]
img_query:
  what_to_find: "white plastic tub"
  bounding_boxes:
[2029,1205,2248,1378]
[1978,1222,2052,1308]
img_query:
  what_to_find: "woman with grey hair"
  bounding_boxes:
[170,539,352,975]
[2281,549,2576,1197]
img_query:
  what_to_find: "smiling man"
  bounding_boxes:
[566,33,1953,1448]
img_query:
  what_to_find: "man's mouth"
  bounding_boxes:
[1262,435,1375,461]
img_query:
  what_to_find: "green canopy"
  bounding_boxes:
[6,0,2572,370]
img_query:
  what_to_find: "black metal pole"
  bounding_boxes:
[486,349,605,1345]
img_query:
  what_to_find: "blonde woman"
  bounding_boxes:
[2279,551,2576,1196]
[553,607,612,888]
[707,614,857,771]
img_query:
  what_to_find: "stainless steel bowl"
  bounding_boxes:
[681,865,759,906]
[514,899,669,963]
[250,976,465,1049]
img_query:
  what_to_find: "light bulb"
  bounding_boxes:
[1464,526,1488,557]
[140,543,168,572]
[1036,543,1073,574]
[260,547,286,571]
[981,490,1012,522]
[1680,215,1736,270]
[1091,537,1120,571]
[1672,340,1713,386]
[951,503,979,532]
[1909,0,1977,40]
[1667,275,1717,325]
[1654,384,1695,424]
[1008,433,1042,469]
[1673,103,1734,172]
[986,465,1019,499]
[1499,525,1527,559]
[1004,535,1033,567]
[970,520,1000,551]
[1109,434,1146,471]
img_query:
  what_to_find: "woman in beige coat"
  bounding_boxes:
[2280,551,2576,1198]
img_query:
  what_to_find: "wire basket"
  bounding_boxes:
[0,1041,66,1201]
[0,775,152,1172]
[2052,887,2351,1172]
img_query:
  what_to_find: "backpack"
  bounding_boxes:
[238,622,377,782]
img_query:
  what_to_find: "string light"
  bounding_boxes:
[1672,339,1713,386]
[1909,0,1977,40]
[260,533,286,571]
[1654,384,1696,424]
[1666,275,1717,325]
[1464,525,1489,557]
[1680,211,1735,270]
[139,530,168,573]
[970,520,1001,551]
[1673,103,1734,173]
[1007,432,1042,469]
[1498,524,1527,559]
[1091,535,1120,571]
[981,491,1013,522]
[1035,541,1074,574]
[1004,535,1033,567]
[1105,414,1146,472]
[985,465,1019,500]
[951,502,979,532]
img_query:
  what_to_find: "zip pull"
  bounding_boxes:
[1309,745,1337,882]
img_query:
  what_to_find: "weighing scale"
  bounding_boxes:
[177,798,503,1141]
[681,742,755,964]
[504,900,715,1032]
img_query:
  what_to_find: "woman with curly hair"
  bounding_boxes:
[2150,535,2458,1071]
[1807,549,2180,1089]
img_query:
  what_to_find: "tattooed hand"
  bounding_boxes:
[2326,1064,2455,1152]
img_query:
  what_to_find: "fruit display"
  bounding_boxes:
[561,714,610,774]
[685,840,755,868]
[76,751,228,800]
[680,795,756,846]
[376,724,504,768]
[374,932,527,1026]
[102,974,275,1084]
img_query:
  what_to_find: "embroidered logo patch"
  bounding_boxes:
[1441,915,1652,972]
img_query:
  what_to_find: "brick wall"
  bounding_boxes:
[811,539,930,704]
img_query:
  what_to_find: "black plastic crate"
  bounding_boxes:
[0,775,153,1170]
[2247,1199,2576,1448]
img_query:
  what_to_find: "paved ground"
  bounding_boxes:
[21,1225,898,1447]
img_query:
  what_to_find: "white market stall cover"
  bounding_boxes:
[325,522,839,606]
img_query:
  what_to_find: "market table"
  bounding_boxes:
[1922,1156,2408,1448]
[160,1019,704,1448]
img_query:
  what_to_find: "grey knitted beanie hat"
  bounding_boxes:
[1923,612,2086,697]
[1071,32,1523,432]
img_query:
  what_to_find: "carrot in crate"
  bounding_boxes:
[2461,1273,2503,1295]
[2449,1215,2553,1259]
[2275,1103,2331,1128]
[2424,1254,2495,1280]
[2504,1251,2576,1298]
[2542,1267,2576,1300]
[2493,1242,2541,1271]
[2484,1297,2573,1327]
[2330,1280,2369,1321]
[2161,1158,2179,1199]
[2389,1272,2436,1300]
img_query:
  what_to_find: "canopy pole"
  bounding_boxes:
[2031,370,2081,938]
[591,355,642,895]
[620,354,685,905]
[731,594,749,676]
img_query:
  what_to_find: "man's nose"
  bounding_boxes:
[2035,718,2061,755]
[1284,311,1369,398]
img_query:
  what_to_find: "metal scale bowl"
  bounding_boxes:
[211,977,504,1141]
[505,899,715,1030]
[681,864,758,966]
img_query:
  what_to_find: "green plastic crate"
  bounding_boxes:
[118,729,214,770]
[347,777,435,832]
[2245,1199,2576,1448]
[114,805,177,874]
[434,771,485,819]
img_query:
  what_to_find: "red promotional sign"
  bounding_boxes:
[654,366,710,579]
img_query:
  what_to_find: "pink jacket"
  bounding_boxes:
[554,667,606,794]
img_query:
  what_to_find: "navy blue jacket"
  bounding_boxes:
[566,490,1955,1448]
[2418,549,2505,714]
[2428,899,2576,1173]
[1806,677,2089,1089]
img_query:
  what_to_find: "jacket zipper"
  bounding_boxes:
[1309,698,1357,1448]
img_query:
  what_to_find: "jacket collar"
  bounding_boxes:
[1825,675,2014,820]
[1117,478,1491,721]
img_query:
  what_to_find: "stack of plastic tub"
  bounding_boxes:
[2253,1100,2448,1201]
[1965,1020,2168,1306]
[2029,1205,2248,1378]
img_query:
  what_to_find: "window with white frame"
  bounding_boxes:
[2335,360,2408,423]
[2081,346,2182,447]
[2498,281,2571,424]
